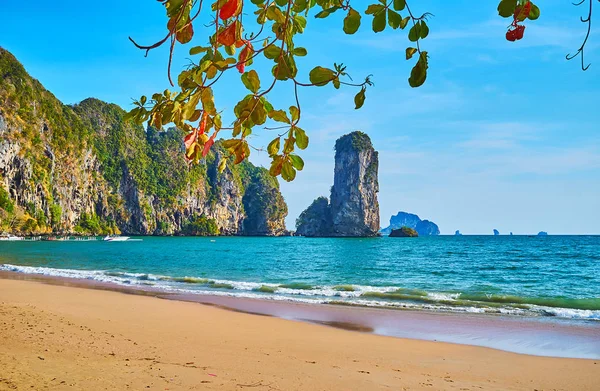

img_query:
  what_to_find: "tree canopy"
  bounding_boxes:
[126,0,596,182]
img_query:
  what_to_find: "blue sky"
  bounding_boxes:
[1,0,599,234]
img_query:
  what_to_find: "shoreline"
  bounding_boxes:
[2,270,599,360]
[0,277,598,390]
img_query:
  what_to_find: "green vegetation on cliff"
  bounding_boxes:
[182,215,219,236]
[0,48,287,236]
[335,131,373,153]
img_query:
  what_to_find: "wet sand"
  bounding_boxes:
[2,270,599,359]
[1,277,599,390]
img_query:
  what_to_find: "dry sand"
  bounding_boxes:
[0,278,598,390]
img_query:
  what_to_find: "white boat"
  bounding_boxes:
[103,235,130,242]
[0,235,24,241]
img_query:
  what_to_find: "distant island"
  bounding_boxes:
[389,227,418,237]
[455,230,462,236]
[381,212,440,236]
[537,231,548,236]
[493,229,500,236]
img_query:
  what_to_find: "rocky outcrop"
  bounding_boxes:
[295,197,332,237]
[295,132,379,237]
[454,230,462,236]
[415,220,440,236]
[241,164,288,236]
[0,48,287,236]
[537,231,548,236]
[389,227,418,237]
[493,229,500,236]
[381,212,440,236]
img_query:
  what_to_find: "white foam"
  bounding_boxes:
[2,263,598,321]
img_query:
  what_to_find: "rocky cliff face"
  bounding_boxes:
[0,48,287,236]
[295,197,332,237]
[296,132,379,237]
[381,211,440,236]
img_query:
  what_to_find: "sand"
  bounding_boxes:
[0,278,598,390]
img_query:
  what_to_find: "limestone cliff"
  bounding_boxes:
[0,48,287,236]
[295,197,332,237]
[295,132,379,237]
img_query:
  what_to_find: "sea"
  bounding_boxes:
[1,235,599,321]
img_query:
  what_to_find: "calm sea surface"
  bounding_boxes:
[1,236,599,320]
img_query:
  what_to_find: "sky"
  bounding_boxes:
[1,0,599,234]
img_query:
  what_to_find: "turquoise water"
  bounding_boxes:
[1,236,599,320]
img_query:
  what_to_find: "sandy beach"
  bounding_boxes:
[0,278,599,390]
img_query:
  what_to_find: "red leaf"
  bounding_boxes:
[219,0,239,20]
[202,136,215,157]
[236,43,252,74]
[184,129,198,150]
[216,22,237,46]
[176,23,194,44]
[199,112,207,134]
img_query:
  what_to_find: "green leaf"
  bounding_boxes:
[393,0,406,11]
[419,21,429,39]
[266,6,286,23]
[273,54,296,81]
[400,16,410,29]
[262,97,274,113]
[354,87,366,109]
[289,106,300,122]
[283,135,295,154]
[281,160,296,181]
[387,9,402,29]
[268,109,291,124]
[497,0,517,18]
[365,4,384,15]
[250,99,268,125]
[293,47,308,56]
[189,46,209,55]
[408,51,428,88]
[241,70,261,93]
[222,138,241,150]
[315,6,340,18]
[372,9,386,33]
[408,23,420,42]
[264,45,282,60]
[200,87,216,115]
[267,137,280,156]
[528,3,540,20]
[289,155,304,171]
[309,66,335,86]
[343,8,361,34]
[218,158,227,173]
[294,127,309,149]
[405,47,418,60]
[269,156,283,177]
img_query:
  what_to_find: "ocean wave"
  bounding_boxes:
[2,263,599,321]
